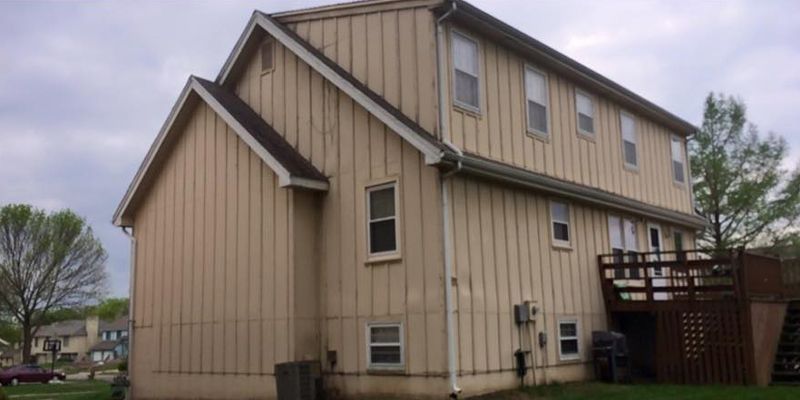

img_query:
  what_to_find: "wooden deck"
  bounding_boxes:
[597,249,788,385]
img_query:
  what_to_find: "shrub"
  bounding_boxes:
[118,358,128,372]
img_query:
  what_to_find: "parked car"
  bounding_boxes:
[0,364,65,386]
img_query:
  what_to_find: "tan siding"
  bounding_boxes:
[444,24,694,215]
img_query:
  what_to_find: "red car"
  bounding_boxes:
[0,364,66,386]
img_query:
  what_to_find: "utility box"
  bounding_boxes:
[514,303,530,324]
[275,361,323,400]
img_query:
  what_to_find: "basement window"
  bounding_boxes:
[525,66,549,136]
[620,111,638,169]
[558,319,580,361]
[452,31,480,112]
[550,201,571,247]
[261,38,275,73]
[367,322,404,369]
[367,182,398,257]
[575,89,595,136]
[672,135,685,184]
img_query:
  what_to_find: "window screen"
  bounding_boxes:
[558,320,579,360]
[620,112,637,167]
[526,67,548,134]
[452,32,480,110]
[550,201,570,244]
[576,91,594,134]
[672,136,685,183]
[261,39,274,72]
[368,183,397,255]
[368,323,403,368]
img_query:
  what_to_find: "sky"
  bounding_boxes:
[0,0,798,297]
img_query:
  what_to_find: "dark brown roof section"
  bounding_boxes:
[443,0,697,135]
[254,11,448,153]
[194,77,328,183]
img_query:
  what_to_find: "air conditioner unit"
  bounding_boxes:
[275,361,322,400]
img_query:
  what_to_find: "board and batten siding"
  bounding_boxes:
[446,175,694,383]
[227,27,449,386]
[443,24,694,216]
[129,100,322,399]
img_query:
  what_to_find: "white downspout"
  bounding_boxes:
[121,227,136,398]
[436,2,461,398]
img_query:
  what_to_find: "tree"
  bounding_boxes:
[89,298,129,320]
[691,93,800,252]
[0,204,107,362]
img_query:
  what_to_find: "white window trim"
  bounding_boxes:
[451,30,481,114]
[366,181,401,260]
[620,110,638,170]
[671,135,686,185]
[366,321,405,370]
[525,64,550,138]
[558,318,580,361]
[261,38,275,74]
[647,223,664,275]
[549,200,571,248]
[575,88,595,138]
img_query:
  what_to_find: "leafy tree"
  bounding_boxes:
[691,93,800,252]
[89,298,129,320]
[0,204,107,362]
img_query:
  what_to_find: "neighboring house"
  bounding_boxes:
[0,337,17,368]
[89,317,129,362]
[113,1,707,398]
[32,316,100,364]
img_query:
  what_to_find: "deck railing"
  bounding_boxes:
[598,249,785,311]
[783,258,800,298]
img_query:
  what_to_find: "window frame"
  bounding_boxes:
[619,110,639,170]
[549,200,571,248]
[366,321,405,370]
[574,88,596,138]
[366,180,401,261]
[671,135,686,185]
[451,30,481,113]
[260,38,275,74]
[558,318,580,361]
[524,64,550,138]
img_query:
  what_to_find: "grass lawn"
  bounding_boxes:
[0,380,111,400]
[507,382,799,400]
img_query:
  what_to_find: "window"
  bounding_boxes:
[609,216,639,278]
[671,136,685,183]
[550,201,570,246]
[62,336,69,347]
[620,112,638,168]
[261,39,274,73]
[674,230,685,261]
[452,31,480,111]
[648,224,663,275]
[367,322,403,368]
[575,90,594,135]
[558,319,580,360]
[525,66,549,135]
[367,182,398,256]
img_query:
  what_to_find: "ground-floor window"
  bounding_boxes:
[366,322,403,369]
[558,319,580,361]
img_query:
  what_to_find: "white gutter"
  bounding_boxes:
[436,2,461,398]
[121,227,136,397]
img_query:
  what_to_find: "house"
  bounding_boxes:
[0,337,17,368]
[89,317,129,362]
[33,316,100,364]
[113,0,719,398]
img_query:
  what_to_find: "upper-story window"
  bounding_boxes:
[620,111,638,168]
[575,89,594,136]
[550,201,570,247]
[525,66,549,136]
[367,182,398,257]
[452,31,480,111]
[261,38,275,73]
[671,135,685,184]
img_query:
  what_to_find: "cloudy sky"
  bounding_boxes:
[1,0,798,297]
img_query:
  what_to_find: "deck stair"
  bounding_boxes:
[772,302,800,385]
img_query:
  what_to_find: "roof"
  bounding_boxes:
[99,317,128,333]
[0,337,8,347]
[441,0,696,135]
[113,76,329,226]
[89,340,121,352]
[34,320,86,338]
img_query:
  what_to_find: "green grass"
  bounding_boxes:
[0,380,110,400]
[512,382,800,400]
